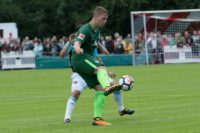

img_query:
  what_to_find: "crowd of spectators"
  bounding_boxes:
[134,30,200,64]
[135,30,200,53]
[1,30,200,61]
[0,32,133,57]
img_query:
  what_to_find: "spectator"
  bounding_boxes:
[105,36,115,53]
[191,30,200,56]
[22,36,33,50]
[134,35,144,54]
[99,36,106,48]
[2,40,11,53]
[147,32,157,52]
[122,33,132,54]
[156,31,162,48]
[161,35,169,47]
[114,36,124,54]
[51,35,57,42]
[0,35,5,51]
[192,30,199,43]
[33,38,43,57]
[11,39,23,53]
[147,32,162,64]
[43,37,51,56]
[168,34,176,47]
[58,36,67,50]
[0,35,3,42]
[175,32,185,48]
[114,32,120,40]
[50,40,59,56]
[184,31,193,47]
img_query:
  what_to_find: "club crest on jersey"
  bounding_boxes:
[78,34,85,40]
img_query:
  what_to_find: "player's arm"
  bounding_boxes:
[60,42,71,58]
[73,32,88,54]
[96,56,104,65]
[97,41,109,55]
[60,33,75,58]
[73,41,83,54]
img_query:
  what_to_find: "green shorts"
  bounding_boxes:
[71,54,100,88]
[79,74,99,89]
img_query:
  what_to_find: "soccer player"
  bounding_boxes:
[61,33,134,126]
[71,6,123,126]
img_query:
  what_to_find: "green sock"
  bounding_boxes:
[94,91,106,118]
[97,68,110,88]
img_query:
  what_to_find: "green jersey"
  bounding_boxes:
[72,22,100,57]
[70,22,102,88]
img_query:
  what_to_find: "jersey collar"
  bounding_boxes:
[90,21,99,32]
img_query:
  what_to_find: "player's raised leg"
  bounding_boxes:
[73,54,121,96]
[96,66,122,96]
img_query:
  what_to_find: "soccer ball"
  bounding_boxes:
[118,75,134,91]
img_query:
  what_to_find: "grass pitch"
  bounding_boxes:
[0,64,200,133]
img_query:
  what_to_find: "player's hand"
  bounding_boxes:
[108,71,116,79]
[69,33,76,43]
[74,41,83,54]
[76,48,83,54]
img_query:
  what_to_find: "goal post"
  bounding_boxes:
[131,9,200,65]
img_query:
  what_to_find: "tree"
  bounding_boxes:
[0,0,199,38]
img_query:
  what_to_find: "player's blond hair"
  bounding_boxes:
[93,6,108,17]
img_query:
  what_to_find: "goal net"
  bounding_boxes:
[131,9,200,65]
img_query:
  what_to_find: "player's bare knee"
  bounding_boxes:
[94,66,106,74]
[95,84,104,91]
[110,80,117,86]
[72,90,81,99]
[97,66,105,70]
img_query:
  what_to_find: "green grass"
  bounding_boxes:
[0,64,200,133]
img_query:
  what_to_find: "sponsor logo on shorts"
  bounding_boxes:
[74,81,78,84]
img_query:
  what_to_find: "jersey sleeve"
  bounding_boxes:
[64,41,74,54]
[93,48,99,58]
[67,44,73,54]
[74,27,89,45]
